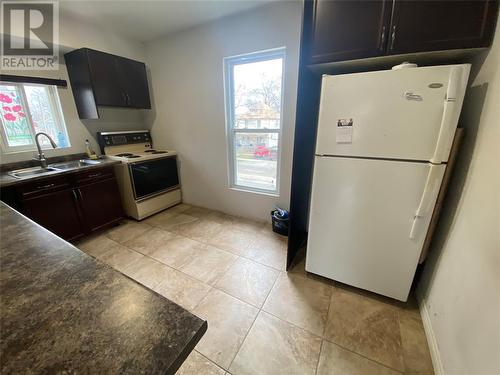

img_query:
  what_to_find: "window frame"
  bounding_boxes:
[224,47,286,196]
[0,82,70,154]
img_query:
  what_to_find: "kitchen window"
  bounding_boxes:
[224,48,285,194]
[0,82,70,153]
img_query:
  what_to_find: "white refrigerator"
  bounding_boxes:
[306,63,470,301]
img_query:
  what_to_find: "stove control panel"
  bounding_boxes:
[97,131,151,152]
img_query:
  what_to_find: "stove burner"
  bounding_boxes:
[125,155,141,158]
[144,149,156,153]
[152,151,167,154]
[115,153,133,157]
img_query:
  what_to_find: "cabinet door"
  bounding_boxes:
[76,177,124,233]
[116,58,151,109]
[389,1,498,54]
[22,189,84,241]
[310,0,392,64]
[86,49,127,107]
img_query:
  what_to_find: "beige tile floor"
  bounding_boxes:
[75,203,434,375]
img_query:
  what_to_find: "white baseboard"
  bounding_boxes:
[417,294,445,375]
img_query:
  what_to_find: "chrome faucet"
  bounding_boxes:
[34,132,58,168]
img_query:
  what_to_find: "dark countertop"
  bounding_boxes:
[0,202,207,374]
[0,157,121,187]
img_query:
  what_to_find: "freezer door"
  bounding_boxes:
[316,64,470,162]
[306,156,445,301]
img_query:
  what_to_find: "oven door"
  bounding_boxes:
[129,157,179,200]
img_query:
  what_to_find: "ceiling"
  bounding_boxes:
[59,0,276,43]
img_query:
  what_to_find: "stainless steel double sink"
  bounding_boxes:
[8,159,103,179]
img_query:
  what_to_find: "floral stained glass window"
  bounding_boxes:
[0,82,69,152]
[0,85,32,147]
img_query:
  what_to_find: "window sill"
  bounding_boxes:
[229,186,279,198]
[1,146,71,155]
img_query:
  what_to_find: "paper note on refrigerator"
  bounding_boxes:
[336,119,353,143]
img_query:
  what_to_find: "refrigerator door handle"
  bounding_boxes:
[430,100,457,163]
[409,215,424,241]
[409,165,442,240]
[431,66,463,163]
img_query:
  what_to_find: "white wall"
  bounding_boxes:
[145,1,302,221]
[418,24,500,374]
[0,11,147,164]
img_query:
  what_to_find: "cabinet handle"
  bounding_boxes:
[389,25,396,51]
[126,93,131,106]
[379,25,386,51]
[87,173,101,178]
[72,189,78,201]
[77,188,83,200]
[37,183,55,190]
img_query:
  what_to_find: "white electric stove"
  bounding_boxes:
[97,130,181,220]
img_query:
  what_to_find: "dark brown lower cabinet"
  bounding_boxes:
[16,167,124,241]
[76,177,124,233]
[22,188,85,241]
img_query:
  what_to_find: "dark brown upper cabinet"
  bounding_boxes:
[389,1,498,54]
[308,0,498,65]
[64,48,151,119]
[310,0,392,64]
[85,49,125,108]
[116,58,152,109]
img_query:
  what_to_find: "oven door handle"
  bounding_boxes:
[132,166,150,174]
